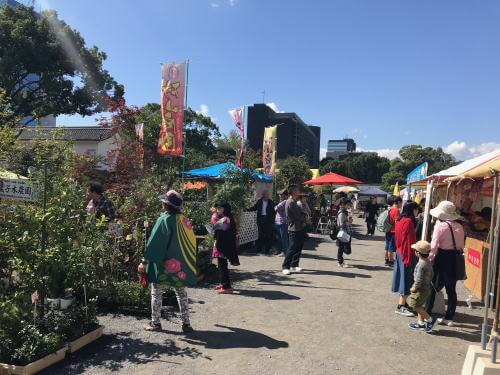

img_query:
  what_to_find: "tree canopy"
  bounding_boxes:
[320,153,390,183]
[0,5,123,126]
[276,156,312,190]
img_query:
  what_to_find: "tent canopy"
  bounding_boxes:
[357,186,390,197]
[303,172,362,186]
[333,186,359,194]
[0,168,27,180]
[184,162,272,182]
[445,150,500,182]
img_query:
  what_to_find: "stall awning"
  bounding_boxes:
[358,186,390,197]
[0,168,27,180]
[184,162,272,182]
[445,150,500,182]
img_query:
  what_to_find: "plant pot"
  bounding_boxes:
[0,345,67,375]
[46,298,60,309]
[67,326,104,354]
[59,298,74,310]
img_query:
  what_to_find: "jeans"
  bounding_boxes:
[257,216,273,253]
[218,257,231,289]
[278,223,289,253]
[151,283,190,325]
[282,230,305,269]
[366,219,376,235]
[337,239,351,265]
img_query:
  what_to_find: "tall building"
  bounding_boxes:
[0,0,56,127]
[326,138,357,159]
[246,104,321,167]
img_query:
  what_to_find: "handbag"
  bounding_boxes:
[445,222,467,281]
[337,229,351,243]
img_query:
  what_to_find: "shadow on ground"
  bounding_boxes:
[235,289,300,300]
[41,331,205,374]
[180,324,289,350]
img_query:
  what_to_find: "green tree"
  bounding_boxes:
[276,156,312,190]
[399,145,456,174]
[319,153,390,183]
[0,5,123,127]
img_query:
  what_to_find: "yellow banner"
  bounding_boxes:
[262,126,277,176]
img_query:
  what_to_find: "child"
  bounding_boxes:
[407,240,435,333]
[210,201,240,294]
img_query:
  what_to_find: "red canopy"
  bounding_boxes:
[303,172,362,186]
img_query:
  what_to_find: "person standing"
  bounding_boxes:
[210,201,240,294]
[86,181,116,222]
[250,191,275,254]
[365,196,379,236]
[274,189,289,256]
[426,201,465,327]
[282,185,306,275]
[319,193,328,215]
[385,196,403,267]
[336,198,352,268]
[138,191,197,333]
[392,202,419,317]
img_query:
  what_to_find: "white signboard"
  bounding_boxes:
[0,178,36,201]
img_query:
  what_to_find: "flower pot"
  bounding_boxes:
[67,326,104,354]
[59,298,74,310]
[0,345,67,375]
[46,298,60,309]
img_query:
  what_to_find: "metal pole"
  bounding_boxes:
[492,335,498,364]
[40,163,48,317]
[181,59,190,191]
[422,179,433,241]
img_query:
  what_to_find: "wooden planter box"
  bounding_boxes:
[67,326,104,354]
[0,346,67,375]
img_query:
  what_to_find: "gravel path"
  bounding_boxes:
[43,218,484,375]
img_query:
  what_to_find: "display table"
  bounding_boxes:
[464,237,490,300]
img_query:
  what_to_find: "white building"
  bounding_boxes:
[19,127,122,171]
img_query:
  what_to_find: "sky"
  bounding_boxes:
[33,0,500,161]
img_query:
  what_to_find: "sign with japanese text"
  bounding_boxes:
[158,62,187,156]
[406,162,428,184]
[0,178,36,201]
[467,248,481,268]
[262,125,277,176]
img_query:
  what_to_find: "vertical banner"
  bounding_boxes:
[228,107,245,167]
[135,123,144,169]
[262,125,277,176]
[158,62,186,156]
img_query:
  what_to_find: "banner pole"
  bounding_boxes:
[181,59,190,191]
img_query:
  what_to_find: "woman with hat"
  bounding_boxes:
[210,200,240,294]
[427,200,465,326]
[138,190,197,333]
[392,202,419,317]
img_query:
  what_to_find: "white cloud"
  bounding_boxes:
[229,0,237,6]
[444,141,500,161]
[210,2,219,8]
[266,102,284,113]
[197,104,210,117]
[320,148,327,160]
[357,147,400,160]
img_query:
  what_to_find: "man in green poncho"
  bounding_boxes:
[138,190,197,333]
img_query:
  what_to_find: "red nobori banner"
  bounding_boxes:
[158,62,186,156]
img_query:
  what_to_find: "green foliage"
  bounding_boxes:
[212,167,254,215]
[320,153,390,183]
[0,5,123,126]
[276,156,312,190]
[107,281,151,309]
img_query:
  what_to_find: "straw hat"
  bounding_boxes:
[411,240,431,255]
[430,200,462,221]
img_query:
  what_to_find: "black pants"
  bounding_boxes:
[337,239,351,264]
[217,257,231,289]
[257,217,273,253]
[282,230,305,269]
[366,219,376,235]
[427,250,458,320]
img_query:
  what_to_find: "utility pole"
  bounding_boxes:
[261,90,266,103]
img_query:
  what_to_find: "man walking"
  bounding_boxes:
[365,196,379,236]
[274,189,289,256]
[282,185,306,275]
[251,191,275,253]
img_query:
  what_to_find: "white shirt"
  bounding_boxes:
[261,199,268,215]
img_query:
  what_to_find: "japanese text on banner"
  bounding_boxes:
[262,126,277,176]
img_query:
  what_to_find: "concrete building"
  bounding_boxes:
[246,104,321,167]
[326,138,357,159]
[19,127,121,171]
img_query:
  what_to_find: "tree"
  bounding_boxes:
[399,145,456,174]
[319,153,390,183]
[276,156,312,190]
[0,5,123,127]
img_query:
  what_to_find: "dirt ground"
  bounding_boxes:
[43,218,484,375]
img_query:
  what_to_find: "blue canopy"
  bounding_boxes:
[184,162,272,182]
[357,186,390,197]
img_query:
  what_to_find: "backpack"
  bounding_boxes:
[376,209,392,233]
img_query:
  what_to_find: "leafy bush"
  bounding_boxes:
[107,281,151,310]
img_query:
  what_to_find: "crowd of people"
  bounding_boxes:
[85,180,467,336]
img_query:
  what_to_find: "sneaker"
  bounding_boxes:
[337,262,344,268]
[424,319,435,333]
[384,259,389,266]
[408,321,425,330]
[144,321,162,332]
[282,269,291,275]
[291,267,303,272]
[213,284,223,290]
[182,324,194,333]
[395,306,415,317]
[278,253,285,257]
[436,318,454,327]
[217,287,234,294]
